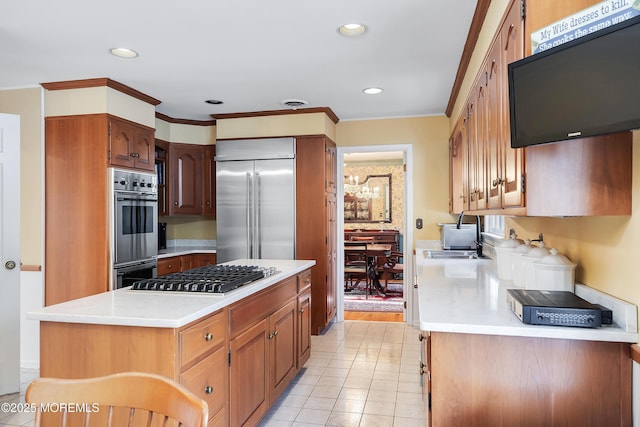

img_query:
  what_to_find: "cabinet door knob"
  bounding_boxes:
[130,152,140,158]
[204,386,213,394]
[204,333,213,342]
[174,201,178,205]
[299,308,305,314]
[268,333,274,340]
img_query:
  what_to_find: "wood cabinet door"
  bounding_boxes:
[229,318,270,427]
[468,78,488,211]
[170,144,203,215]
[179,345,228,422]
[203,145,216,216]
[324,140,337,193]
[132,126,154,171]
[325,193,337,324]
[109,118,134,168]
[501,0,525,208]
[297,290,312,368]
[420,331,431,427]
[486,39,503,210]
[192,253,217,268]
[269,299,297,404]
[449,115,468,214]
[180,254,193,272]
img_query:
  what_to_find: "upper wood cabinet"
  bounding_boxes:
[325,142,337,193]
[500,1,525,208]
[169,143,204,215]
[449,115,468,213]
[161,142,215,217]
[109,116,155,172]
[449,0,631,216]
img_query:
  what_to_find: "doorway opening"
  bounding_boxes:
[336,144,415,325]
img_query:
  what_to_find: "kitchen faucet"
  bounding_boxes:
[456,211,465,229]
[456,211,483,257]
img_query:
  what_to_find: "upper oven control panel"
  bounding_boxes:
[110,168,157,194]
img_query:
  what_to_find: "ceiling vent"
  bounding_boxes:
[281,99,308,109]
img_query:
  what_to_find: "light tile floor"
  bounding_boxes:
[0,321,426,427]
[260,321,427,426]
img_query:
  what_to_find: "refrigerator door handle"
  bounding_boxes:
[255,172,261,258]
[246,172,253,258]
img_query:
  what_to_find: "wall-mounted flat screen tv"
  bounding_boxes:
[508,14,640,148]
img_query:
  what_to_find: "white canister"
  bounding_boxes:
[534,248,576,292]
[511,239,533,287]
[522,242,550,289]
[495,234,522,281]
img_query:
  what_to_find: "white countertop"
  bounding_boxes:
[415,249,638,343]
[28,259,315,328]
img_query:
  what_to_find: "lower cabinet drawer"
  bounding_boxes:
[180,310,226,367]
[158,257,181,276]
[180,345,227,419]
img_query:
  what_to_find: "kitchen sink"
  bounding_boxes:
[423,249,481,259]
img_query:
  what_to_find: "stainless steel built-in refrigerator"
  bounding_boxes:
[215,138,295,263]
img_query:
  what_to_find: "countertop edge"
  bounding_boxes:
[419,321,638,343]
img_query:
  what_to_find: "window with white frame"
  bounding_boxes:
[484,215,505,237]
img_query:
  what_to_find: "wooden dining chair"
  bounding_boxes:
[344,241,369,293]
[374,251,404,293]
[25,372,209,427]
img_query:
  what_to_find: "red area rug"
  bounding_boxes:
[344,282,403,312]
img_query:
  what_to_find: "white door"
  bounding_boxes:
[0,113,21,395]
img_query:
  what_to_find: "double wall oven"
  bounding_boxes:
[109,168,158,289]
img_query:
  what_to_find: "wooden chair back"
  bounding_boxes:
[374,251,404,292]
[25,372,208,427]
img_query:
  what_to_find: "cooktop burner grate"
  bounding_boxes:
[130,264,270,293]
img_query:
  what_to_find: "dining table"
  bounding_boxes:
[344,242,392,297]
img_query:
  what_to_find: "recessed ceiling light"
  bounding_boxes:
[363,87,383,95]
[109,48,139,58]
[338,23,367,37]
[205,99,224,105]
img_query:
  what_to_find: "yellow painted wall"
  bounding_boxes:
[507,131,640,317]
[216,112,336,141]
[0,87,43,266]
[155,118,217,145]
[336,116,452,242]
[44,87,156,127]
[164,217,216,240]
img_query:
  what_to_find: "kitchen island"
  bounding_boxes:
[29,259,315,427]
[415,248,637,427]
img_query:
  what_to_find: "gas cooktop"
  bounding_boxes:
[130,264,276,294]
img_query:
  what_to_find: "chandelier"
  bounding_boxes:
[344,175,380,199]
